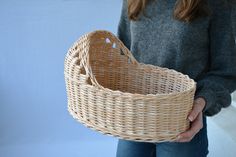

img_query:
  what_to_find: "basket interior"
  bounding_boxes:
[80,32,194,95]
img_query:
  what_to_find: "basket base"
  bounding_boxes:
[68,107,180,143]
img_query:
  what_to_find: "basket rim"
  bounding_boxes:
[66,29,197,99]
[71,62,197,99]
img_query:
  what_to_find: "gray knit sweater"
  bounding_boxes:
[117,0,236,116]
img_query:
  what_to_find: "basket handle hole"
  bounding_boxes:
[80,66,86,75]
[120,48,125,55]
[86,77,92,85]
[128,58,131,64]
[112,42,117,48]
[105,37,111,43]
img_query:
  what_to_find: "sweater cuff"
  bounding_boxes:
[194,88,216,114]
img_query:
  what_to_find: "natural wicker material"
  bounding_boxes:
[64,30,196,143]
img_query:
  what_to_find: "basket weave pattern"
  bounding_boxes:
[64,30,196,142]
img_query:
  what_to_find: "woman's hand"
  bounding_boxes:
[175,97,206,142]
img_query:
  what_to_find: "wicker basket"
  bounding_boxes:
[64,30,196,143]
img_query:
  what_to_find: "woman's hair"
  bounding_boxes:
[128,0,210,22]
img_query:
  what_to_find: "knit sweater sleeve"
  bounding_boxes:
[116,0,131,50]
[231,1,236,37]
[194,0,236,116]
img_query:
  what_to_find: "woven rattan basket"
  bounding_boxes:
[64,30,196,143]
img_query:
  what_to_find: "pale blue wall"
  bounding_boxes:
[0,0,122,156]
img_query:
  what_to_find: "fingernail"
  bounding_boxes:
[177,135,181,139]
[188,116,193,121]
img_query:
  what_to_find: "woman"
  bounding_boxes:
[116,0,236,157]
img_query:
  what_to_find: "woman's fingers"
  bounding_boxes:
[173,97,206,143]
[188,97,206,122]
[176,112,203,142]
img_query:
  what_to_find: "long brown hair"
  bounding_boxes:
[128,0,210,22]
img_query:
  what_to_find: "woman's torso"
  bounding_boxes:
[129,0,211,80]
